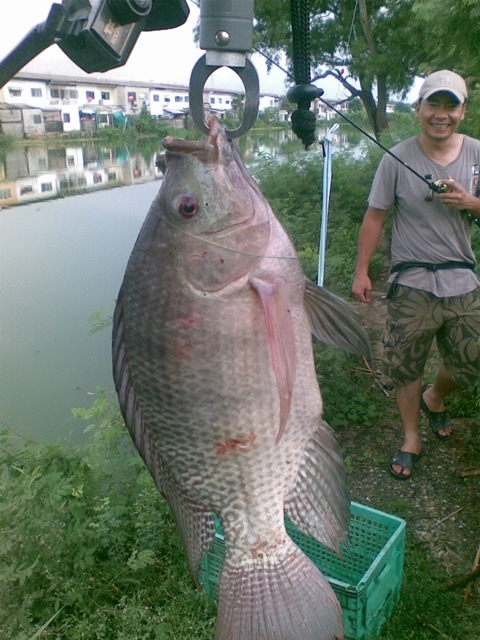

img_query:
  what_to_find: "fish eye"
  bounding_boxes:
[179,196,199,219]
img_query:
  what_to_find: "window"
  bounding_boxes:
[38,158,47,169]
[63,113,71,123]
[8,88,22,97]
[86,90,95,100]
[153,94,160,102]
[31,88,42,97]
[218,98,223,104]
[41,183,53,193]
[51,88,77,99]
[210,97,215,104]
[164,96,170,102]
[33,115,42,124]
[108,171,117,181]
[101,91,110,100]
[127,92,137,102]
[0,188,12,201]
[67,156,75,166]
[184,96,188,102]
[175,96,183,103]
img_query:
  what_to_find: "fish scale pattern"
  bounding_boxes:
[113,118,350,640]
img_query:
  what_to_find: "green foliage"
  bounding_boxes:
[393,102,413,114]
[254,0,430,134]
[0,392,216,640]
[314,344,385,429]
[413,0,480,77]
[378,538,480,640]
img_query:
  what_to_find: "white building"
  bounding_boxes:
[259,94,280,111]
[0,71,288,135]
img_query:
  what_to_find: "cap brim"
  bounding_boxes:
[421,88,465,104]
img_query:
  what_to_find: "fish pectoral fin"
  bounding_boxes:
[250,276,296,443]
[285,420,350,554]
[304,279,372,362]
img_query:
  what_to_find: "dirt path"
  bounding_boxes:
[337,287,479,594]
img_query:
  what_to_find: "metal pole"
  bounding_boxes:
[318,123,339,286]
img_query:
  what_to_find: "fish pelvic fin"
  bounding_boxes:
[285,421,350,554]
[215,537,344,640]
[250,276,297,443]
[167,492,216,581]
[304,279,372,363]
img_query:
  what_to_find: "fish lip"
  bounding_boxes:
[162,136,216,162]
[162,117,226,161]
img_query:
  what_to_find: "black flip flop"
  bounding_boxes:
[389,450,422,480]
[420,386,454,441]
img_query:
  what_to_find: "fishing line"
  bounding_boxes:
[157,213,301,261]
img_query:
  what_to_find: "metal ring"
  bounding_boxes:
[189,54,259,139]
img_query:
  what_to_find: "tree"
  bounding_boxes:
[412,0,480,79]
[254,0,429,137]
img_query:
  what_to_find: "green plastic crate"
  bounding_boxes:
[198,502,406,640]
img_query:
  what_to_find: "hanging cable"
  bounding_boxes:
[287,0,319,149]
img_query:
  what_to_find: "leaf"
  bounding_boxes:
[28,606,65,640]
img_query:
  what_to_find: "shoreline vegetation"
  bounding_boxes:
[1,112,479,638]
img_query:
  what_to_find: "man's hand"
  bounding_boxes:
[436,178,478,211]
[352,273,372,303]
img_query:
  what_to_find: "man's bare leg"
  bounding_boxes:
[391,379,422,478]
[421,364,457,437]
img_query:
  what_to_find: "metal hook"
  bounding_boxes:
[189,54,259,139]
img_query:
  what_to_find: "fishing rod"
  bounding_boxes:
[286,82,450,194]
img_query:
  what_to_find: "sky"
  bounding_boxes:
[0,0,350,98]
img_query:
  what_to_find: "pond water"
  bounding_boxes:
[0,126,360,442]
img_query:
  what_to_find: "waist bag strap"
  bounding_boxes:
[387,260,476,300]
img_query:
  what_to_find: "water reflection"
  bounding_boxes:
[0,125,361,208]
[0,144,161,208]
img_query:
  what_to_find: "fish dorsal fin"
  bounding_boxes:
[250,276,296,443]
[112,289,168,495]
[304,279,372,362]
[113,291,216,578]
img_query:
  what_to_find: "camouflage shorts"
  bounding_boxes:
[382,285,480,388]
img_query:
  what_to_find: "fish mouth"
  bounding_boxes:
[162,136,215,161]
[162,117,227,161]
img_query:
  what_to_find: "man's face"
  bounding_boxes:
[415,91,466,141]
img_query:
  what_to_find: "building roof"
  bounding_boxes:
[13,71,281,98]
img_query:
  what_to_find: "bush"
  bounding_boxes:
[0,392,216,640]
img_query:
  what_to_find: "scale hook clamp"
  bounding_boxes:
[189,54,259,139]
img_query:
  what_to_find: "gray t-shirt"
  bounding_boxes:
[368,135,479,296]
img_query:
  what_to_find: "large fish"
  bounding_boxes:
[112,117,371,640]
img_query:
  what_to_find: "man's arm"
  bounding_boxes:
[352,207,388,303]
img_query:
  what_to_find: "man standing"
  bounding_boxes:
[352,70,480,479]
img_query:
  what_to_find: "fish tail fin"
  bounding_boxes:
[215,537,344,640]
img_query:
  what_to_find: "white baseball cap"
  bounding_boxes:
[419,70,468,104]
